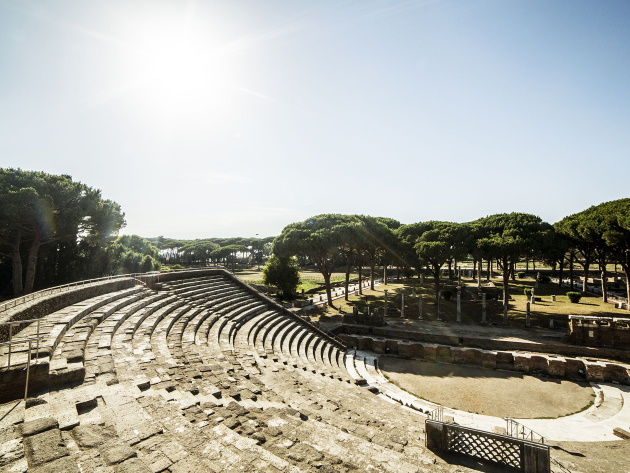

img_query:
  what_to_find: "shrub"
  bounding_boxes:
[517,271,526,279]
[538,274,551,284]
[524,288,532,297]
[442,290,453,301]
[566,292,582,303]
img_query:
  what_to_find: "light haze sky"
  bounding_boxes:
[1,0,629,239]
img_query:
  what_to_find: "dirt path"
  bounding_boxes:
[379,357,595,419]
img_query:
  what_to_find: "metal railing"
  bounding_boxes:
[505,418,546,444]
[0,318,44,367]
[0,337,43,401]
[428,405,444,422]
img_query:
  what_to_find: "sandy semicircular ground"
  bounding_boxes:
[379,356,595,419]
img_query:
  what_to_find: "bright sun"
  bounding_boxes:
[118,15,235,117]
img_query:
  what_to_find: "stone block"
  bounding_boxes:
[385,340,399,354]
[481,351,496,369]
[530,355,548,373]
[21,418,58,437]
[423,344,437,362]
[513,354,531,373]
[603,364,630,384]
[460,348,483,366]
[396,342,416,359]
[450,347,466,364]
[371,339,385,354]
[436,346,452,363]
[24,429,67,467]
[564,358,586,379]
[547,358,566,377]
[357,337,373,351]
[584,362,606,381]
[495,351,514,370]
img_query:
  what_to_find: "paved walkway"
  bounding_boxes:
[349,350,630,442]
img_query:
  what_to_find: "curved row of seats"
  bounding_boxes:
[0,271,456,473]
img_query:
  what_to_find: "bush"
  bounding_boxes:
[538,274,551,284]
[442,290,453,301]
[517,271,526,279]
[262,255,301,299]
[524,288,532,297]
[567,292,582,303]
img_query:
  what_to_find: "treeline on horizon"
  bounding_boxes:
[271,204,630,310]
[1,168,629,308]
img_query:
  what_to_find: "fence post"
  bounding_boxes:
[7,325,12,368]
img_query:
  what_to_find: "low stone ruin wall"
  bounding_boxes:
[568,315,630,350]
[334,325,630,362]
[340,334,630,386]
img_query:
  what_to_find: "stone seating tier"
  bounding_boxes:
[1,271,464,473]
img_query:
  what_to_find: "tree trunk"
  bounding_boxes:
[383,262,387,285]
[433,265,441,310]
[323,272,334,308]
[487,259,491,281]
[502,257,510,319]
[11,230,24,296]
[510,261,516,281]
[477,259,482,287]
[24,227,42,294]
[558,256,564,287]
[526,259,529,271]
[447,260,453,280]
[344,262,351,301]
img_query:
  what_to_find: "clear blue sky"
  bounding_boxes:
[1,0,629,239]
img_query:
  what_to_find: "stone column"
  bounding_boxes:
[481,293,487,324]
[401,292,405,318]
[526,302,531,327]
[418,295,424,320]
[535,271,540,289]
[456,287,462,323]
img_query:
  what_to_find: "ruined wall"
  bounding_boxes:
[340,334,630,386]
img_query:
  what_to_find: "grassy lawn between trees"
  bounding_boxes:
[236,268,628,329]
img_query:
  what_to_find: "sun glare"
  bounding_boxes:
[118,15,235,117]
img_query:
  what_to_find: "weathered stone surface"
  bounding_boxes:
[30,455,79,473]
[21,417,58,437]
[0,438,23,467]
[24,428,68,467]
[114,457,152,473]
[100,441,137,465]
[72,425,116,448]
